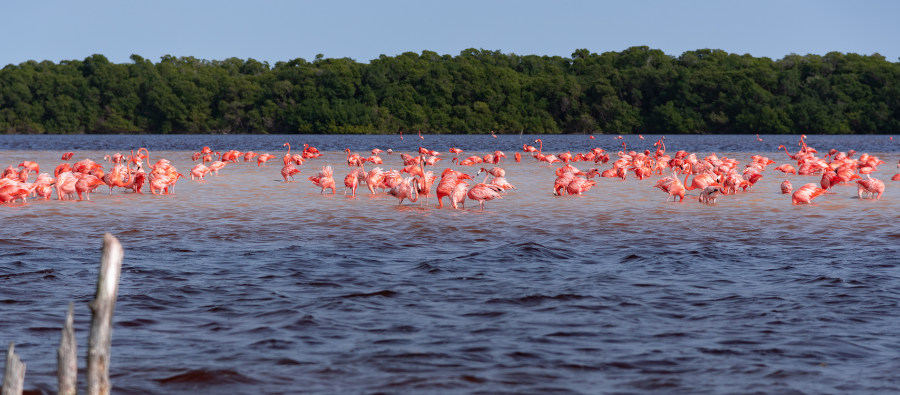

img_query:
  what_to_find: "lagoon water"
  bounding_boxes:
[1,134,899,394]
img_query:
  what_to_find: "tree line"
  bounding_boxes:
[1,47,898,135]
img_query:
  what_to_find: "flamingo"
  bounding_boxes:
[344,168,365,196]
[857,177,885,199]
[777,145,798,160]
[565,178,596,195]
[436,170,472,207]
[281,163,301,182]
[0,183,29,203]
[283,143,293,165]
[304,144,320,155]
[756,134,763,142]
[781,180,793,194]
[449,147,464,156]
[257,153,276,166]
[533,139,560,164]
[657,172,686,202]
[418,130,424,140]
[190,164,212,181]
[683,172,720,191]
[400,131,403,140]
[61,152,74,161]
[699,186,721,203]
[365,168,385,194]
[491,130,497,138]
[308,166,336,194]
[208,161,227,176]
[792,183,827,204]
[389,176,420,205]
[449,181,468,209]
[774,164,796,175]
[467,182,503,210]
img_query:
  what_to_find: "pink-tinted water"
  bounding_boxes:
[2,136,899,394]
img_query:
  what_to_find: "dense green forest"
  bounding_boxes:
[1,47,898,135]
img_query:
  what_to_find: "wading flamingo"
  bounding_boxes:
[792,183,827,204]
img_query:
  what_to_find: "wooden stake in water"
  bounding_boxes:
[86,233,123,395]
[58,303,77,395]
[2,342,25,395]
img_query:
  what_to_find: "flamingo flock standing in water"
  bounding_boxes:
[1,134,895,207]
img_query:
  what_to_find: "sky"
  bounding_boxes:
[2,0,898,66]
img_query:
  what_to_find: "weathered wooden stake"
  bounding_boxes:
[2,342,25,395]
[58,303,77,395]
[86,233,123,395]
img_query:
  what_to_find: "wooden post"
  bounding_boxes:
[2,342,25,395]
[86,233,123,395]
[57,303,77,395]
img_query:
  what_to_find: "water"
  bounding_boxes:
[1,135,899,394]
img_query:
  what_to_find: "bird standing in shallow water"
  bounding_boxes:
[792,183,827,204]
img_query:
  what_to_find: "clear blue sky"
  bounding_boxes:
[3,0,898,66]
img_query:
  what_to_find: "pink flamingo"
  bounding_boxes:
[283,143,293,165]
[792,183,827,204]
[449,181,468,209]
[257,153,275,166]
[389,176,420,205]
[467,182,503,210]
[190,164,212,181]
[308,166,337,194]
[281,163,300,182]
[781,180,793,194]
[208,161,227,176]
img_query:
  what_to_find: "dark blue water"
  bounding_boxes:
[2,133,900,154]
[1,134,899,394]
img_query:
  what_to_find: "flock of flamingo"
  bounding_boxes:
[1,134,897,208]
